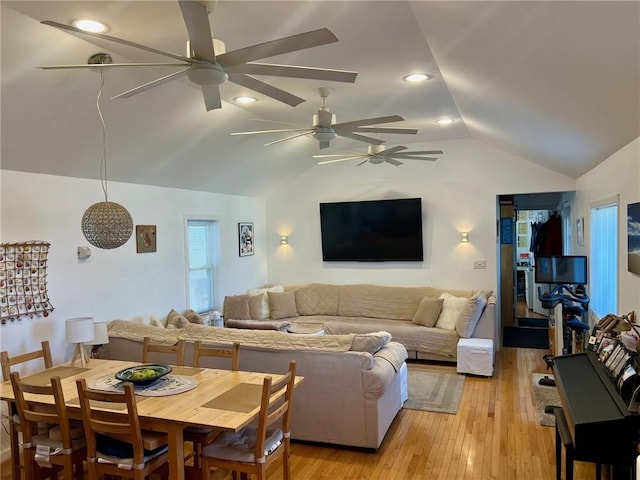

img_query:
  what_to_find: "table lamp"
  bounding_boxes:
[85,320,109,359]
[65,317,94,366]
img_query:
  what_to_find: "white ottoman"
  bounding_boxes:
[457,338,494,376]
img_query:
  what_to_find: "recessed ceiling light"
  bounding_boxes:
[403,73,431,83]
[435,118,455,126]
[72,19,108,33]
[234,96,257,104]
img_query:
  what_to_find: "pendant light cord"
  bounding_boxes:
[97,69,108,202]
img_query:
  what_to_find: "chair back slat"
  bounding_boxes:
[1,341,53,380]
[192,341,240,370]
[142,337,185,366]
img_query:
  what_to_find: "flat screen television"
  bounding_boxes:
[534,255,588,285]
[319,197,423,262]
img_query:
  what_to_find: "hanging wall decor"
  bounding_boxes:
[0,241,54,324]
[628,202,640,275]
[238,222,254,257]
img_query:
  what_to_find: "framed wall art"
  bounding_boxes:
[239,222,254,257]
[576,217,584,246]
[136,225,157,253]
[628,202,640,275]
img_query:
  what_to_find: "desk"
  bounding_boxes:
[0,359,302,480]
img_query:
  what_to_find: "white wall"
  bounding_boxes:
[0,171,267,368]
[265,138,577,290]
[574,136,640,315]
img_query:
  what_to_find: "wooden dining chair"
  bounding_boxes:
[75,378,170,480]
[141,337,185,366]
[10,372,86,480]
[200,361,297,480]
[185,341,241,469]
[1,341,54,480]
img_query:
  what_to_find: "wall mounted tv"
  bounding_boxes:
[534,255,588,285]
[319,197,424,262]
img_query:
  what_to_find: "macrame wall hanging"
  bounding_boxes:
[0,241,54,324]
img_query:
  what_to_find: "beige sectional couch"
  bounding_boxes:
[228,283,496,363]
[103,321,408,450]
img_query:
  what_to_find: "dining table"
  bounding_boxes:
[0,358,303,480]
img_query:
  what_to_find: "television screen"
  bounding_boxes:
[534,255,588,285]
[319,198,423,262]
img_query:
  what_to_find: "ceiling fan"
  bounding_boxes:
[39,0,358,111]
[314,145,443,166]
[231,88,418,149]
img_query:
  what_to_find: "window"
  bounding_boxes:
[186,219,219,313]
[589,197,618,317]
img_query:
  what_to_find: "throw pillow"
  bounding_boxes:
[455,292,488,338]
[350,331,392,354]
[166,309,190,329]
[268,291,298,320]
[435,293,469,330]
[248,294,267,320]
[223,295,251,320]
[412,297,444,327]
[149,317,165,328]
[183,309,204,325]
[246,285,285,318]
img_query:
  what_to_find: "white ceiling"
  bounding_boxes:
[2,1,638,197]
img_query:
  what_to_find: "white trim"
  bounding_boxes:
[589,194,619,209]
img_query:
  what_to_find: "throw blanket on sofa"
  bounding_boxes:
[107,320,180,345]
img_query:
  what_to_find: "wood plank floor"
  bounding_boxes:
[1,347,596,480]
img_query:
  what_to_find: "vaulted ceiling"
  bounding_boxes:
[2,1,638,197]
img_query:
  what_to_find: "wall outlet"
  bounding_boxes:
[473,259,487,270]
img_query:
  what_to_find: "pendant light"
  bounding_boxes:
[81,54,133,249]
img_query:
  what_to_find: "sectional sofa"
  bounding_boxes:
[103,320,408,450]
[225,283,496,362]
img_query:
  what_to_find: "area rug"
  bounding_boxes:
[404,363,465,414]
[532,373,561,426]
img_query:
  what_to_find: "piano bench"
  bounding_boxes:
[457,338,494,376]
[552,406,602,480]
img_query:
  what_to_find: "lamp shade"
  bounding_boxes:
[65,317,95,343]
[85,320,109,346]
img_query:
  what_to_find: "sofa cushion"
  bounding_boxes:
[350,331,392,354]
[435,293,469,330]
[455,292,488,338]
[246,285,285,319]
[294,283,340,316]
[268,291,299,320]
[248,294,266,320]
[337,284,430,320]
[183,309,204,325]
[225,319,291,331]
[107,320,180,345]
[223,295,251,320]
[412,297,444,327]
[167,309,190,329]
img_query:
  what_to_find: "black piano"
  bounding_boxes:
[553,351,640,477]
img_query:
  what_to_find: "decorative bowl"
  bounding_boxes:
[115,364,172,386]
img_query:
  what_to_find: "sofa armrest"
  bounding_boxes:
[363,342,408,399]
[471,295,496,343]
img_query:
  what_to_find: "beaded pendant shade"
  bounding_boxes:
[81,56,133,250]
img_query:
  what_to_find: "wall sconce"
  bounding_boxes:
[65,317,95,366]
[460,232,470,243]
[280,235,289,245]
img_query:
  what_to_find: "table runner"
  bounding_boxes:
[89,374,198,396]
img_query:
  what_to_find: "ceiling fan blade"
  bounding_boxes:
[399,150,444,155]
[228,73,304,107]
[334,115,404,130]
[201,84,222,111]
[385,158,404,166]
[333,130,385,145]
[232,128,312,136]
[312,154,362,158]
[318,155,367,165]
[111,69,189,99]
[178,0,216,62]
[392,155,439,161]
[264,130,314,147]
[376,146,408,156]
[355,159,370,167]
[217,28,339,67]
[248,118,303,127]
[40,20,193,63]
[40,63,188,70]
[226,63,357,83]
[355,127,418,135]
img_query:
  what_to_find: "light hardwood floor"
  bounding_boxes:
[1,347,596,480]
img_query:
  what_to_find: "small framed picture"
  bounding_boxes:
[576,217,584,246]
[136,225,157,253]
[238,222,254,257]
